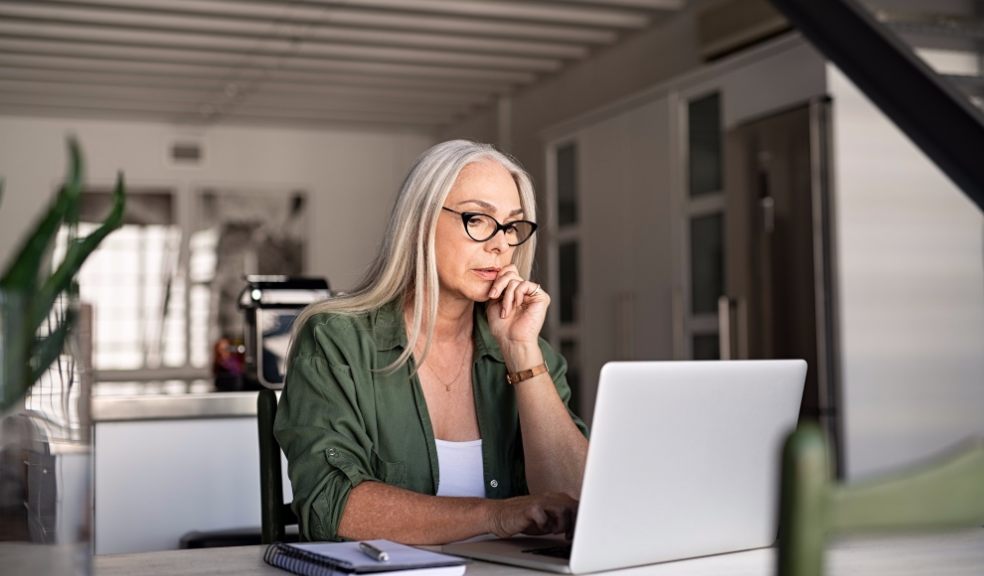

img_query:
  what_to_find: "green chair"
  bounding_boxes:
[258,387,298,544]
[777,423,984,576]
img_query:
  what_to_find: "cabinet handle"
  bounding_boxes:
[718,296,747,360]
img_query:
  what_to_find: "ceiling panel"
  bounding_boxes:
[0,0,686,131]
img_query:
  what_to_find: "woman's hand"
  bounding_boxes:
[486,265,549,348]
[486,493,578,539]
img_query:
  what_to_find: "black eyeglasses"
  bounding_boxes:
[441,207,538,247]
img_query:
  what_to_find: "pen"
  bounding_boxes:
[359,541,390,562]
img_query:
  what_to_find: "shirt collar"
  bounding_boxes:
[372,298,407,352]
[371,296,504,363]
[472,303,504,363]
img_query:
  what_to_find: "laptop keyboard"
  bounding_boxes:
[522,545,572,559]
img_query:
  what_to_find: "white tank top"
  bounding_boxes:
[434,439,486,498]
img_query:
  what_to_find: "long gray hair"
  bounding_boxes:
[289,140,537,371]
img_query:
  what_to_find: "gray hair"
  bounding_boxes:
[289,140,537,372]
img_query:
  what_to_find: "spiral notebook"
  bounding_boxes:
[264,539,468,576]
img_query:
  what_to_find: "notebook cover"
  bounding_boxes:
[264,539,468,576]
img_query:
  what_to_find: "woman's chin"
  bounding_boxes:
[439,284,492,304]
[467,281,495,303]
[470,292,492,303]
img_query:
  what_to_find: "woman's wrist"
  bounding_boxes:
[481,498,506,537]
[500,342,544,373]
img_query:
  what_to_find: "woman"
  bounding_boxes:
[275,140,589,545]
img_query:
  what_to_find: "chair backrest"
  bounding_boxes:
[240,276,330,543]
[777,423,984,576]
[257,387,297,544]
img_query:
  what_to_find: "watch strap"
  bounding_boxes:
[506,362,548,385]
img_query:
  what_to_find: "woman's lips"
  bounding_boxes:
[472,268,500,281]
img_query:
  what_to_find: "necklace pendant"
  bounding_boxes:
[445,383,452,392]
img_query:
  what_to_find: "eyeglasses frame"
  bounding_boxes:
[440,206,538,247]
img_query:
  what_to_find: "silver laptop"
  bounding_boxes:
[443,360,806,574]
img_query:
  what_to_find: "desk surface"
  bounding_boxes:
[95,529,984,576]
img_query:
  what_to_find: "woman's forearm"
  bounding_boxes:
[338,482,493,544]
[503,345,589,498]
[514,374,588,497]
[337,482,578,544]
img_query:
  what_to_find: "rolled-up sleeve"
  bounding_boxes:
[274,320,374,541]
[540,337,590,439]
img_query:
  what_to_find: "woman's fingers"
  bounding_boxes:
[488,265,520,299]
[500,279,523,318]
[486,265,550,323]
[488,493,578,537]
[500,280,547,318]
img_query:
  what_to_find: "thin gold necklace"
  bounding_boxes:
[423,346,471,392]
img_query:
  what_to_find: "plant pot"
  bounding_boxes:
[0,289,92,576]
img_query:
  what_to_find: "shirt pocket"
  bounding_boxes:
[370,449,407,486]
[323,446,407,488]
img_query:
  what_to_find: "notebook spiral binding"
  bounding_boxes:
[265,542,353,576]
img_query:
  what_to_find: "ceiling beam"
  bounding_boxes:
[0,53,512,94]
[0,3,591,59]
[0,20,564,72]
[214,0,653,28]
[0,39,540,83]
[0,68,492,106]
[25,0,620,43]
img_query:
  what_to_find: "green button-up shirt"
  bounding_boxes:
[274,298,588,541]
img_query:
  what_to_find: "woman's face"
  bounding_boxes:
[435,159,524,304]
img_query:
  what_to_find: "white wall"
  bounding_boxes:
[575,98,676,418]
[828,65,984,480]
[440,2,703,208]
[0,115,434,291]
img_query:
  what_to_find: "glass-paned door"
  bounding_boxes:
[684,91,726,359]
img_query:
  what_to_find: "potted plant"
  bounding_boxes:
[0,138,125,573]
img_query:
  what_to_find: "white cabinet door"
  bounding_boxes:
[94,417,291,554]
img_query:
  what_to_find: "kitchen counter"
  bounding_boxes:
[90,384,284,553]
[92,391,262,422]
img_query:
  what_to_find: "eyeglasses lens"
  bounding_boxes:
[465,214,535,246]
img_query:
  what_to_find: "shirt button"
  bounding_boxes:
[327,448,337,458]
[490,479,498,488]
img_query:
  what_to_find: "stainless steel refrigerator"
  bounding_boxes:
[723,99,843,473]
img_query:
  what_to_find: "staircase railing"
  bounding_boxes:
[769,0,984,212]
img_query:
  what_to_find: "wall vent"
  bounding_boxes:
[170,141,203,164]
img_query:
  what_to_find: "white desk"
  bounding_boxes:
[95,529,984,575]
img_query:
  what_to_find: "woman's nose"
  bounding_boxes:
[485,228,510,252]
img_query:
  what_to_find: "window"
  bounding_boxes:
[683,91,726,359]
[57,190,191,373]
[548,140,583,417]
[558,241,580,325]
[688,92,723,197]
[59,188,308,385]
[556,143,578,226]
[689,213,724,316]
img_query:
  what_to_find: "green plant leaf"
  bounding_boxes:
[1,290,31,412]
[0,138,83,290]
[32,172,125,331]
[29,310,78,386]
[65,137,82,230]
[1,138,125,413]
